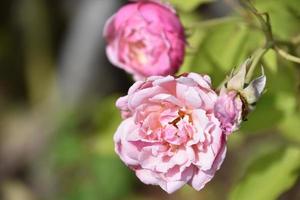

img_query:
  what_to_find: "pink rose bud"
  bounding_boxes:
[214,90,243,134]
[103,0,186,80]
[214,59,266,135]
[114,73,226,193]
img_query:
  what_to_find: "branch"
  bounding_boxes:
[275,47,300,64]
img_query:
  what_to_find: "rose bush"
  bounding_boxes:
[103,0,185,80]
[114,73,231,193]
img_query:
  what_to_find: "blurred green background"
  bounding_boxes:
[0,0,299,200]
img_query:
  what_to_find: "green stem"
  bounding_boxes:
[243,0,300,66]
[245,47,269,83]
[275,47,300,64]
[221,0,299,85]
[241,0,273,82]
[242,0,274,47]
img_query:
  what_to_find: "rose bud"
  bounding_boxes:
[214,59,266,134]
[103,0,186,80]
[214,90,243,134]
[114,73,226,193]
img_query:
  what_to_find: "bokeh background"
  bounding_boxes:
[0,0,300,200]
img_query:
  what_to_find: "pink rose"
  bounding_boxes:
[103,0,186,80]
[114,73,226,193]
[214,90,243,134]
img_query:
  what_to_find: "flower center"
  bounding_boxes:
[168,110,193,128]
[161,110,194,146]
[128,40,148,65]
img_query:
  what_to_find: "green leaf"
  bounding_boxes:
[229,147,300,200]
[198,23,248,71]
[46,96,134,200]
[263,49,277,73]
[50,111,87,167]
[274,92,297,116]
[186,21,264,86]
[92,96,121,155]
[51,132,85,167]
[93,95,121,134]
[279,113,300,143]
[179,29,206,74]
[91,155,134,200]
[63,155,134,200]
[228,137,284,186]
[240,93,283,134]
[227,131,246,149]
[169,0,214,12]
[177,12,206,74]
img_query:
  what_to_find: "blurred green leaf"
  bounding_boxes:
[91,155,134,200]
[241,94,283,133]
[263,49,277,73]
[186,22,263,85]
[254,0,300,40]
[267,60,296,94]
[229,146,300,200]
[178,8,202,26]
[275,92,297,116]
[65,155,134,200]
[195,23,244,71]
[178,12,206,74]
[49,96,135,200]
[169,0,214,12]
[228,136,284,190]
[93,95,121,133]
[279,113,300,143]
[52,132,84,167]
[50,111,86,167]
[92,95,121,155]
[179,29,206,74]
[227,131,246,149]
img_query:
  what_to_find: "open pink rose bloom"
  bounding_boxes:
[114,73,236,193]
[103,0,185,80]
